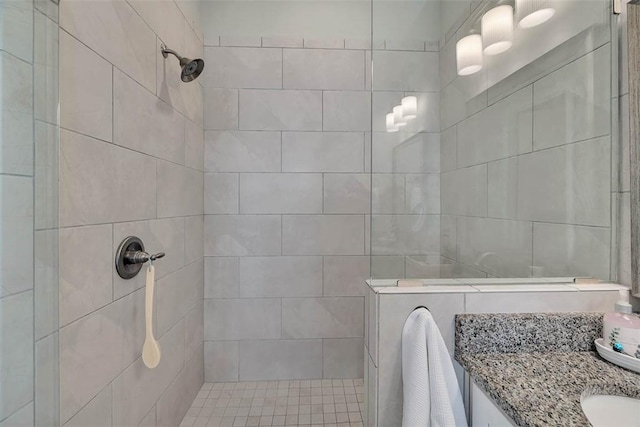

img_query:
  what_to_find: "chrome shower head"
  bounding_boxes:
[161,44,205,83]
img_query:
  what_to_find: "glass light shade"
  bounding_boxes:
[386,113,399,132]
[482,5,514,55]
[456,34,483,76]
[401,96,417,120]
[393,105,407,127]
[516,0,555,28]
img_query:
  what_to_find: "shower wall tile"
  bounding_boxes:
[205,131,281,172]
[487,158,518,220]
[60,130,156,227]
[239,89,322,131]
[60,0,156,93]
[204,298,281,340]
[205,173,239,214]
[372,50,439,92]
[34,121,59,231]
[0,2,33,62]
[405,174,440,214]
[441,164,487,217]
[239,173,323,214]
[34,331,58,426]
[323,338,364,379]
[59,30,112,143]
[59,224,113,327]
[205,341,239,382]
[282,215,365,255]
[127,0,184,53]
[185,215,204,264]
[204,257,239,299]
[239,340,323,381]
[323,91,371,131]
[205,215,281,256]
[219,35,262,47]
[283,49,365,90]
[261,36,304,48]
[204,47,282,89]
[239,256,322,298]
[282,132,365,172]
[371,174,405,214]
[204,88,238,130]
[63,385,111,427]
[323,173,370,214]
[370,215,440,256]
[113,69,185,164]
[323,256,369,297]
[157,160,204,218]
[185,118,205,171]
[156,259,204,337]
[184,304,204,361]
[371,132,440,174]
[0,403,33,427]
[281,297,364,338]
[34,229,58,340]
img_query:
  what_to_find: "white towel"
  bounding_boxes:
[402,308,468,427]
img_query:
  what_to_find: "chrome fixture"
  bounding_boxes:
[160,43,205,82]
[115,236,165,279]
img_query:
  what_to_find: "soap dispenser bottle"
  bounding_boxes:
[603,289,640,358]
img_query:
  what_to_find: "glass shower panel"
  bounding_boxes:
[370,0,616,280]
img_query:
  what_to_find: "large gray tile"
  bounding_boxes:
[205,131,281,172]
[487,157,518,219]
[282,297,364,338]
[371,132,440,174]
[283,49,364,90]
[204,341,239,382]
[0,2,32,62]
[204,299,281,340]
[324,174,370,214]
[239,256,323,297]
[184,303,204,362]
[157,160,204,218]
[204,88,238,131]
[372,50,439,92]
[204,47,282,89]
[323,338,364,379]
[34,121,59,231]
[185,118,204,171]
[405,174,440,215]
[283,215,365,255]
[371,215,440,256]
[63,385,111,427]
[34,229,58,340]
[0,403,33,427]
[114,69,184,164]
[240,173,323,214]
[59,224,113,326]
[156,259,204,337]
[59,30,111,142]
[323,91,371,131]
[440,215,457,261]
[441,164,487,217]
[440,126,457,172]
[465,291,620,314]
[60,130,156,227]
[204,257,238,299]
[127,0,184,51]
[371,174,405,214]
[239,340,323,381]
[204,215,281,256]
[282,132,364,172]
[185,215,204,265]
[205,173,239,214]
[323,256,369,297]
[239,90,322,131]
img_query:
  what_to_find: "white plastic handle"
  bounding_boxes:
[142,263,161,368]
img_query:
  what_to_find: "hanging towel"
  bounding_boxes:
[402,308,468,427]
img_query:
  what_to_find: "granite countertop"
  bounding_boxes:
[455,313,640,427]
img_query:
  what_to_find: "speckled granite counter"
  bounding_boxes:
[455,313,640,427]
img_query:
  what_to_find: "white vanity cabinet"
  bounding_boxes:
[470,382,516,427]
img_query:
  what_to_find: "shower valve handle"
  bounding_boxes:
[124,250,165,265]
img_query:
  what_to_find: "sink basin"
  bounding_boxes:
[581,394,640,426]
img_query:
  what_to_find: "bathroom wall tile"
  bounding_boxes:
[323,174,370,214]
[111,320,184,427]
[156,259,204,337]
[323,256,369,297]
[487,157,518,219]
[63,385,111,427]
[371,132,440,174]
[0,2,33,62]
[405,174,440,215]
[204,47,282,89]
[456,217,533,278]
[59,224,113,326]
[35,0,58,22]
[616,192,631,286]
[205,173,239,214]
[0,402,33,427]
[372,50,439,92]
[370,215,440,256]
[439,37,457,90]
[204,257,239,299]
[239,89,322,131]
[371,255,405,279]
[303,38,344,49]
[184,303,204,362]
[205,341,239,382]
[157,160,204,218]
[440,215,457,261]
[371,174,405,214]
[533,45,610,150]
[204,88,238,130]
[282,132,364,172]
[59,30,111,142]
[184,215,204,265]
[204,298,281,340]
[0,51,34,176]
[60,0,156,92]
[112,217,186,299]
[114,69,185,164]
[239,256,322,298]
[139,406,156,427]
[0,291,33,421]
[239,340,323,381]
[220,35,261,47]
[457,86,533,168]
[262,36,303,48]
[282,297,364,338]
[34,229,58,340]
[371,91,402,133]
[34,121,59,231]
[346,38,371,50]
[533,223,610,280]
[60,130,156,227]
[60,288,145,423]
[185,118,204,171]
[405,255,442,279]
[402,92,440,134]
[465,290,620,314]
[323,91,371,131]
[205,215,281,256]
[282,215,365,255]
[440,126,457,173]
[323,338,364,379]
[0,175,33,298]
[441,164,487,217]
[283,49,364,90]
[517,136,610,227]
[127,0,184,57]
[440,69,488,130]
[205,131,281,172]
[240,173,323,214]
[156,344,203,427]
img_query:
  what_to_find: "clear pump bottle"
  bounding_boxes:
[603,289,640,358]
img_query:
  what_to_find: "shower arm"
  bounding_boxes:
[161,44,189,66]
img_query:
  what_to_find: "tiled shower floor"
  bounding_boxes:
[180,379,365,427]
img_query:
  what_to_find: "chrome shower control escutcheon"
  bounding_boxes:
[115,236,165,279]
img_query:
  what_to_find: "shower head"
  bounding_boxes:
[161,44,205,83]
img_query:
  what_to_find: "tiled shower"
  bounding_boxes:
[0,0,632,426]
